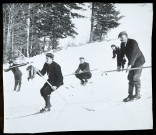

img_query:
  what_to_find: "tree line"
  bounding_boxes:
[3,3,123,62]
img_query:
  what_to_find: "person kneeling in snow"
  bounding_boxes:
[75,57,92,86]
[4,60,28,92]
[35,53,63,113]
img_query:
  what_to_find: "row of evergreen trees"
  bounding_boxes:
[3,3,123,62]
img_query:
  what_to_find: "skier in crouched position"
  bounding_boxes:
[118,31,145,102]
[75,57,92,85]
[35,53,63,113]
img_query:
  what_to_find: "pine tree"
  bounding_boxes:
[3,3,86,61]
[89,3,124,42]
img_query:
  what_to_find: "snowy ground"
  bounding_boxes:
[3,40,152,133]
[3,3,153,133]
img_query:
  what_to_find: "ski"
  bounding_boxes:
[5,109,54,120]
[5,111,41,120]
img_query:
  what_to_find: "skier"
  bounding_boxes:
[4,60,28,92]
[111,44,126,71]
[35,53,63,113]
[118,31,145,102]
[75,57,92,85]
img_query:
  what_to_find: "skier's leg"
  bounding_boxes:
[40,84,47,110]
[14,78,18,91]
[75,74,84,84]
[123,71,134,102]
[82,73,92,85]
[17,75,22,92]
[134,81,141,99]
[123,81,134,102]
[40,84,53,112]
[133,65,143,99]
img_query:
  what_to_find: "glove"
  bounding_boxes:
[126,65,132,73]
[51,86,57,91]
[117,66,121,72]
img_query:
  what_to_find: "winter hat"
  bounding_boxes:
[79,57,85,60]
[111,44,116,48]
[118,31,128,38]
[46,53,54,59]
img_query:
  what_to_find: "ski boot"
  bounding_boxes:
[123,84,134,102]
[40,107,51,113]
[123,95,134,102]
[133,83,141,100]
[80,80,85,85]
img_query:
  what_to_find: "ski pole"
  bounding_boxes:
[37,70,68,104]
[64,69,99,77]
[3,62,33,71]
[102,66,152,75]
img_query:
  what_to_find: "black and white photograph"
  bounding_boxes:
[2,3,153,133]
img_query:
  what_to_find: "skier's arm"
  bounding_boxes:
[37,63,47,76]
[75,66,80,73]
[16,62,29,68]
[4,68,11,72]
[112,51,116,59]
[4,64,18,72]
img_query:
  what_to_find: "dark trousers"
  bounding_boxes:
[40,83,54,97]
[128,65,143,85]
[75,72,92,81]
[40,83,55,108]
[14,75,22,90]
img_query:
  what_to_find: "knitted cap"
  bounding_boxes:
[111,44,116,48]
[118,31,128,38]
[79,57,85,60]
[46,53,54,58]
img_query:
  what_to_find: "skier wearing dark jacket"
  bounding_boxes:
[4,60,28,92]
[35,53,63,113]
[111,44,126,70]
[118,31,145,102]
[75,57,92,85]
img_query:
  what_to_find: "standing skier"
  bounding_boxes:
[35,53,63,113]
[75,57,92,85]
[4,60,28,92]
[118,31,145,102]
[111,44,126,71]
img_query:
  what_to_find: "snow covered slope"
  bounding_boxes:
[3,39,152,133]
[3,3,152,133]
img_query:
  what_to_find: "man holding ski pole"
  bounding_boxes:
[118,31,145,102]
[34,53,63,113]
